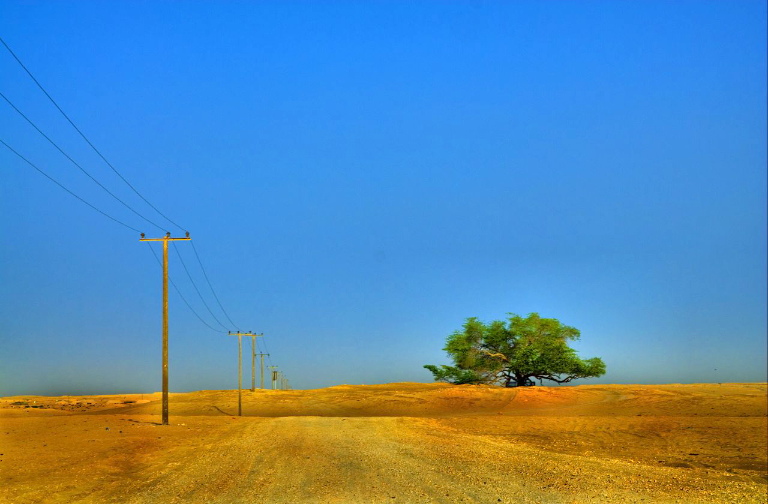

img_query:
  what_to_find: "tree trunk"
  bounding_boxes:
[514,374,531,387]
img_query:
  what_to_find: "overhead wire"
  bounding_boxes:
[3,37,277,364]
[261,335,274,366]
[0,36,185,233]
[1,39,246,343]
[255,336,272,369]
[190,240,240,330]
[171,241,230,331]
[1,138,142,233]
[0,91,166,233]
[2,141,236,338]
[2,41,247,334]
[2,104,251,346]
[146,244,226,334]
[254,335,265,355]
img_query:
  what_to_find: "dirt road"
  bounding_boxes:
[1,383,766,503]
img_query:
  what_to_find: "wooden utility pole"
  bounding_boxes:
[228,331,255,416]
[249,333,263,392]
[257,352,269,389]
[139,231,191,426]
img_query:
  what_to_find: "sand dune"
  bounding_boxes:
[1,382,766,503]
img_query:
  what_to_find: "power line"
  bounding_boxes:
[1,91,166,233]
[1,37,277,368]
[1,138,141,233]
[171,241,230,331]
[190,240,240,330]
[146,243,225,334]
[254,336,273,368]
[0,36,185,233]
[3,140,240,349]
[261,334,274,366]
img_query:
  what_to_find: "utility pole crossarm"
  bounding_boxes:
[139,231,191,243]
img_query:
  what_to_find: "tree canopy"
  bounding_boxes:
[424,313,606,387]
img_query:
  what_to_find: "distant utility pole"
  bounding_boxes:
[257,352,269,389]
[269,366,278,390]
[139,231,190,426]
[249,333,263,392]
[228,331,255,416]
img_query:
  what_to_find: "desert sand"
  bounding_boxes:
[1,382,766,503]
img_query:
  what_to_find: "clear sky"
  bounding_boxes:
[0,1,765,395]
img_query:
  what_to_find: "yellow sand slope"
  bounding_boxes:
[1,382,766,503]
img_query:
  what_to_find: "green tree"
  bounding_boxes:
[424,313,606,387]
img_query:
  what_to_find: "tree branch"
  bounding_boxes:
[479,349,509,361]
[534,373,575,384]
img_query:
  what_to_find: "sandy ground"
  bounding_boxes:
[1,382,765,503]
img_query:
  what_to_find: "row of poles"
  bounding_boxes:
[0,38,281,426]
[228,330,291,416]
[141,231,290,424]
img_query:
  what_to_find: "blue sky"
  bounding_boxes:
[0,1,765,395]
